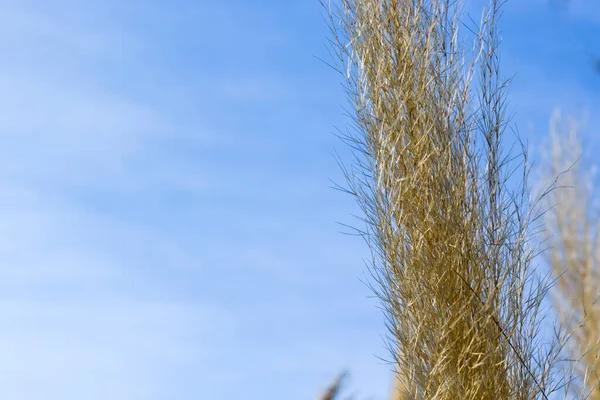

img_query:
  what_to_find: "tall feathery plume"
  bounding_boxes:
[543,109,600,399]
[323,0,565,398]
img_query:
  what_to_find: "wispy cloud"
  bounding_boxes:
[0,1,235,398]
[0,0,396,399]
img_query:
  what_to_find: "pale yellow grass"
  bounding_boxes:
[544,109,600,399]
[321,0,566,399]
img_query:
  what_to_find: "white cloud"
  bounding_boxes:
[0,2,232,399]
[0,297,234,400]
[0,1,392,399]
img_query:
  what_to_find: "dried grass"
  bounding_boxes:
[319,372,347,400]
[323,0,565,398]
[543,109,600,399]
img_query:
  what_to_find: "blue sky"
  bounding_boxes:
[0,0,598,399]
